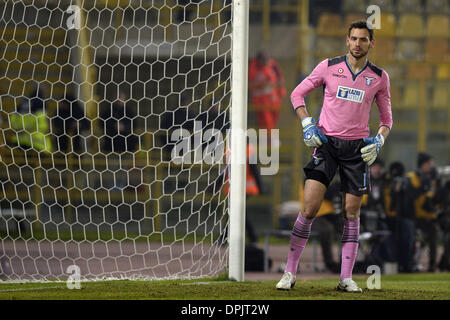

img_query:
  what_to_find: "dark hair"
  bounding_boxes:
[348,20,374,41]
[373,158,385,167]
[417,152,433,169]
[389,161,405,178]
[256,51,268,64]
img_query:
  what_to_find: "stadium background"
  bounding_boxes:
[0,0,448,280]
[245,0,449,236]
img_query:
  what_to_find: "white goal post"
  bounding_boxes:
[0,0,248,282]
[228,0,248,282]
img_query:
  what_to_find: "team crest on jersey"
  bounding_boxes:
[364,76,375,86]
[336,86,365,103]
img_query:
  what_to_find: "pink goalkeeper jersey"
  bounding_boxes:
[291,55,393,140]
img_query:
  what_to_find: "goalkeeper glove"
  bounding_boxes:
[301,117,328,147]
[361,133,384,166]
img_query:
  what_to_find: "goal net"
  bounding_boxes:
[0,0,237,282]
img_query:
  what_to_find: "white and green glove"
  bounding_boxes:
[302,117,328,148]
[361,133,384,166]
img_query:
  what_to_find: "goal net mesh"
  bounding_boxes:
[0,0,232,281]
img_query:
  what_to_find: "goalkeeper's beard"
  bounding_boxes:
[349,48,369,59]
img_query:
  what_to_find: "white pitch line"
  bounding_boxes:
[0,286,65,293]
[179,281,230,285]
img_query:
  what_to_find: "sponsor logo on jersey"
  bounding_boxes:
[332,73,347,78]
[364,76,376,86]
[336,86,365,103]
[338,68,344,73]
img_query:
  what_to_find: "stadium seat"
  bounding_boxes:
[396,14,425,38]
[425,39,449,63]
[406,64,432,80]
[396,40,423,61]
[370,39,395,63]
[376,14,396,38]
[389,85,402,109]
[426,15,449,38]
[316,37,344,57]
[401,83,420,109]
[344,14,367,29]
[430,82,449,109]
[370,0,395,13]
[397,0,424,13]
[436,64,449,79]
[383,64,404,80]
[316,13,344,37]
[341,0,367,13]
[315,51,333,63]
[425,0,449,14]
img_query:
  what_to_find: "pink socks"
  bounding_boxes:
[284,213,314,274]
[284,214,360,279]
[340,218,360,281]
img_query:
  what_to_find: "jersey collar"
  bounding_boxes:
[345,54,369,81]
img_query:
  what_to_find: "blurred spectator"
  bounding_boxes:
[311,181,342,273]
[9,83,52,153]
[160,94,229,162]
[175,0,202,22]
[99,91,138,154]
[244,141,264,244]
[99,91,138,191]
[52,93,89,154]
[405,153,441,272]
[383,161,406,265]
[360,159,396,268]
[385,161,405,227]
[437,181,450,271]
[9,83,52,235]
[391,160,417,273]
[267,55,286,113]
[205,98,230,134]
[223,141,263,245]
[248,51,286,146]
[223,0,232,22]
[160,95,202,160]
[203,98,230,169]
[361,159,387,230]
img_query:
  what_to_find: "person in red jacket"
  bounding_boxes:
[223,142,263,244]
[249,51,286,145]
[267,55,287,112]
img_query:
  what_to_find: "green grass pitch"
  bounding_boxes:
[0,273,449,300]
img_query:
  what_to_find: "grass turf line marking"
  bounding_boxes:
[0,286,65,293]
[179,281,231,285]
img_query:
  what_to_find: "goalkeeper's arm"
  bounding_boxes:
[377,125,390,142]
[295,106,328,147]
[361,125,390,165]
[295,105,309,122]
[362,68,393,165]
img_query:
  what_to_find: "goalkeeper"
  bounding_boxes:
[276,21,392,292]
